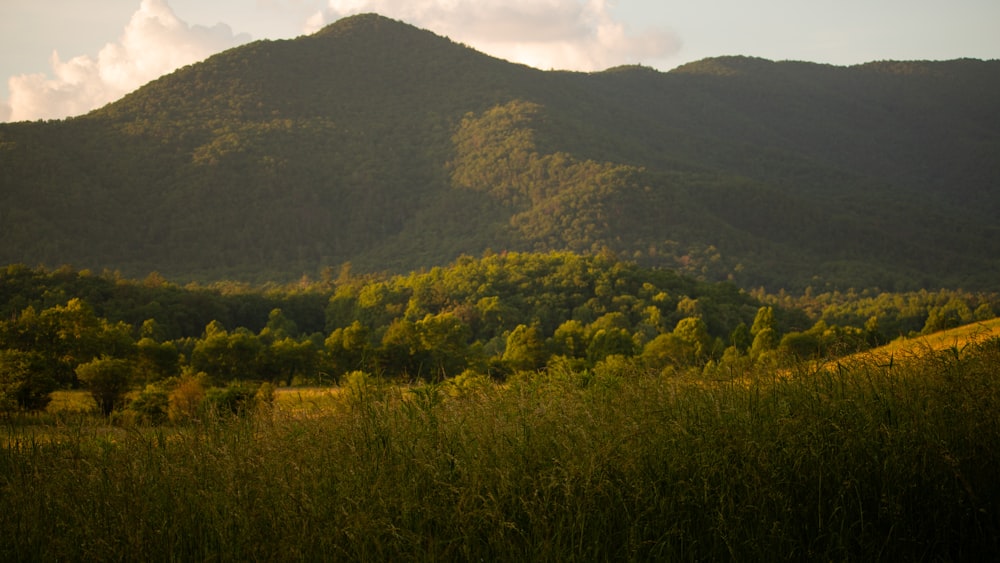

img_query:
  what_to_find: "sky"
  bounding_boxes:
[1,0,998,122]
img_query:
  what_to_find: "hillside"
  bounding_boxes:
[858,317,1000,363]
[1,13,998,289]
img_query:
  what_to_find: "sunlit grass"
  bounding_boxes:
[3,338,999,561]
[859,317,1000,364]
[273,386,343,416]
[46,390,97,413]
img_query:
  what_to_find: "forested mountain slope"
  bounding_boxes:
[1,13,997,290]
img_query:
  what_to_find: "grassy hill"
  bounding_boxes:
[857,317,1000,363]
[1,14,998,289]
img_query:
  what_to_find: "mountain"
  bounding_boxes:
[1,13,998,290]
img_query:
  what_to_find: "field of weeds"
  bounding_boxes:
[2,340,999,561]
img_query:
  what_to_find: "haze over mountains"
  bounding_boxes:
[1,13,998,290]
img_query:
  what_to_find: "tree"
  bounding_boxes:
[641,333,689,370]
[552,319,587,358]
[672,317,711,361]
[75,356,134,416]
[259,308,298,343]
[586,328,636,365]
[778,331,823,360]
[749,306,778,361]
[750,328,778,362]
[378,318,423,378]
[0,349,56,412]
[135,338,180,383]
[502,324,547,373]
[191,323,262,383]
[750,306,775,337]
[259,337,318,385]
[1,300,134,388]
[325,321,371,379]
[416,312,472,380]
[729,322,751,352]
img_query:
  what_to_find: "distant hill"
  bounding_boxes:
[2,13,998,289]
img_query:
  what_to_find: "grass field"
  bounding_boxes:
[3,330,999,561]
[870,317,1000,357]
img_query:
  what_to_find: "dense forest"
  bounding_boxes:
[1,255,996,418]
[1,14,998,289]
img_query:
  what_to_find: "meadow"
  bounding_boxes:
[2,336,999,561]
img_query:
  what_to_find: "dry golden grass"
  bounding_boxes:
[273,386,343,416]
[46,390,97,413]
[858,318,1000,364]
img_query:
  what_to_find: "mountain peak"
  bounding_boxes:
[312,13,426,39]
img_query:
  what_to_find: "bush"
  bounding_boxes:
[204,381,261,416]
[167,373,207,423]
[127,382,172,424]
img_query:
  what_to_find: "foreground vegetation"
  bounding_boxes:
[2,337,998,561]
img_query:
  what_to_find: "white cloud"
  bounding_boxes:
[304,10,329,35]
[312,0,680,71]
[3,0,250,122]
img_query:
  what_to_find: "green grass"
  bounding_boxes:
[3,339,999,561]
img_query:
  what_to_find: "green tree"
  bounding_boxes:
[749,306,778,361]
[729,322,751,352]
[586,328,636,365]
[416,312,472,380]
[641,333,689,370]
[551,319,588,358]
[325,321,371,379]
[750,328,779,362]
[672,317,712,361]
[259,337,318,384]
[778,331,823,360]
[750,306,775,337]
[191,323,262,383]
[134,338,180,383]
[1,299,134,388]
[128,381,171,424]
[502,324,547,373]
[259,308,298,343]
[378,318,423,379]
[0,349,56,412]
[75,356,134,416]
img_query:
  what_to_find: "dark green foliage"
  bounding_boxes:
[1,16,998,290]
[0,350,56,412]
[204,381,263,416]
[75,357,133,416]
[127,381,171,424]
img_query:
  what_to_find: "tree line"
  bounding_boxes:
[1,254,996,420]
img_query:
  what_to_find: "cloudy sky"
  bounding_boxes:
[2,0,998,122]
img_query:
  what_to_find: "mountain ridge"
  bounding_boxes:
[1,13,998,290]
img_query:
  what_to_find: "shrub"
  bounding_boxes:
[127,381,172,424]
[204,381,261,416]
[167,372,207,423]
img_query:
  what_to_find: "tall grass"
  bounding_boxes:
[2,340,999,561]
